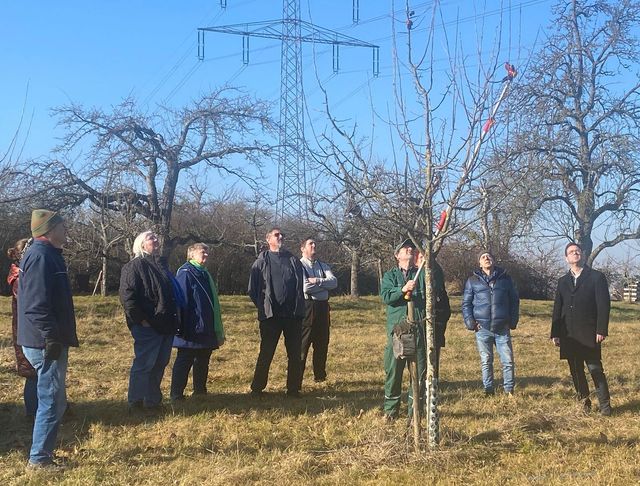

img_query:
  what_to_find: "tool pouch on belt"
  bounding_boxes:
[392,320,417,359]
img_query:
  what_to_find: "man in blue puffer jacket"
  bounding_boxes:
[462,250,519,395]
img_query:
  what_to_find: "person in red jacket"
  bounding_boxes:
[7,238,38,420]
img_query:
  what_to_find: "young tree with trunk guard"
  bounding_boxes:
[310,1,520,448]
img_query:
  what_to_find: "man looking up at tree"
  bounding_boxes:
[248,228,305,397]
[462,251,519,396]
[551,243,612,415]
[380,239,426,422]
[299,238,337,385]
[18,210,78,470]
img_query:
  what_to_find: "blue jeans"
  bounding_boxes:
[24,375,38,417]
[128,325,173,406]
[475,328,515,392]
[22,346,68,465]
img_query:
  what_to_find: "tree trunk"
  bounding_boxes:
[350,249,360,299]
[101,255,108,296]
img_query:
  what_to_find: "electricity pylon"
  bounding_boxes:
[198,0,379,220]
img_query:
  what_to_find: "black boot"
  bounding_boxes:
[592,371,612,416]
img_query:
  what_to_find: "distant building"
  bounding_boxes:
[623,281,639,303]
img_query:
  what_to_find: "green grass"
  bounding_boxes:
[1,295,639,485]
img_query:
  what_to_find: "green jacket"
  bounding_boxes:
[380,266,426,333]
[380,263,451,344]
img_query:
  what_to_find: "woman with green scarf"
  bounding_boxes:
[170,243,225,401]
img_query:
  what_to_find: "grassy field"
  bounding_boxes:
[1,294,639,485]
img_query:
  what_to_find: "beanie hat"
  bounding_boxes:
[31,209,64,238]
[477,250,494,261]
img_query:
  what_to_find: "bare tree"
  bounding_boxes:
[510,0,640,264]
[47,88,274,256]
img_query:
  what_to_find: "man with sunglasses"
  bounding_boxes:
[248,227,306,397]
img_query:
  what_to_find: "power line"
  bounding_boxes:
[197,0,379,220]
[141,9,227,107]
[163,61,203,104]
[141,0,263,107]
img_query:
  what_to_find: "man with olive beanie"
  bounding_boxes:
[17,209,78,470]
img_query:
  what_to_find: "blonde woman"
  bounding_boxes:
[119,231,181,412]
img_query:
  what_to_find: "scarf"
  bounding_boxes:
[189,260,225,344]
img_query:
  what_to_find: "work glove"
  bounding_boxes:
[44,339,63,361]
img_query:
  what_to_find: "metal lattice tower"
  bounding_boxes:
[198,0,379,220]
[278,0,305,219]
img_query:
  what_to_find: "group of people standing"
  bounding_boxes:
[383,240,612,422]
[118,231,225,410]
[6,216,336,469]
[6,210,614,470]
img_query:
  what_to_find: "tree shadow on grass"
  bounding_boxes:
[0,384,386,457]
[0,375,577,460]
[0,337,13,348]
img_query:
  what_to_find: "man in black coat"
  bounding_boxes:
[248,227,305,397]
[551,242,612,415]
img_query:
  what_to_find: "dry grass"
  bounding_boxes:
[1,295,639,485]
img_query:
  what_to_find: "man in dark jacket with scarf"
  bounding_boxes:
[17,210,78,470]
[462,251,519,395]
[248,227,305,397]
[551,242,612,415]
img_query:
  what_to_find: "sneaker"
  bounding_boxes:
[600,406,612,417]
[250,389,266,397]
[27,460,66,472]
[484,388,495,396]
[504,390,514,397]
[286,390,302,398]
[314,377,327,383]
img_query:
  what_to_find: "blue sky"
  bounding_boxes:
[1,0,554,161]
[6,0,638,262]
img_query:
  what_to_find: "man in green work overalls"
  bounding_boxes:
[380,239,426,422]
